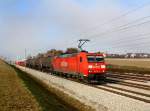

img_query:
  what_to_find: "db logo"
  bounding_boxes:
[61,61,68,67]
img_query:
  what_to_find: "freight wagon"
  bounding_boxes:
[26,56,53,72]
[15,60,26,67]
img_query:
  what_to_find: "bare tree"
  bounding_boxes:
[65,48,79,54]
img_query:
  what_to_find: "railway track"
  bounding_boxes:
[106,72,150,82]
[100,84,150,97]
[108,76,146,82]
[112,72,150,77]
[88,79,150,103]
[106,78,150,90]
[48,72,150,104]
[94,85,150,103]
[107,74,150,81]
[21,67,150,104]
[108,71,150,77]
[84,80,150,103]
[107,75,147,82]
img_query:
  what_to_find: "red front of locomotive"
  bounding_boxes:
[52,52,106,80]
[86,53,106,80]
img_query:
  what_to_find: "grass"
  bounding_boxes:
[12,66,78,111]
[0,59,40,111]
[106,58,150,68]
[13,66,94,111]
[0,59,80,111]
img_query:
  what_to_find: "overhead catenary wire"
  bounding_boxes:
[59,1,150,54]
[85,15,150,48]
[67,15,150,48]
[86,30,150,53]
[63,1,150,48]
[86,18,150,40]
[89,33,150,52]
[79,1,150,36]
[111,34,150,46]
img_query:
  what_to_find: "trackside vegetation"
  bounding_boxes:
[106,59,150,74]
[0,59,40,111]
[0,60,79,111]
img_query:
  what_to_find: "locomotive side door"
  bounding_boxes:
[77,55,83,74]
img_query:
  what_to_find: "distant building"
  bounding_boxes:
[107,53,150,58]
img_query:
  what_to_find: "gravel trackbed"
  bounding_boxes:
[17,66,150,111]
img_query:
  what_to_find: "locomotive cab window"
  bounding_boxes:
[87,56,95,62]
[95,56,104,62]
[87,56,104,62]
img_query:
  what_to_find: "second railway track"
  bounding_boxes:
[105,78,150,90]
[107,72,150,82]
[47,72,150,104]
[18,66,150,104]
[94,85,150,103]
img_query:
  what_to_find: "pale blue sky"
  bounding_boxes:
[0,0,150,60]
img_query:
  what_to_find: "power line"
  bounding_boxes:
[111,33,150,45]
[61,2,150,53]
[62,2,150,48]
[112,15,150,29]
[87,18,150,40]
[67,16,150,49]
[85,31,150,53]
[89,19,150,46]
[79,1,150,36]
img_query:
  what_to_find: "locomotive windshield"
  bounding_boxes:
[87,56,104,62]
[87,56,95,62]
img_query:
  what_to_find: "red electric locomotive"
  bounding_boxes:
[15,60,26,67]
[52,51,106,81]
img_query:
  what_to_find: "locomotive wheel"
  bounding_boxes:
[83,77,91,83]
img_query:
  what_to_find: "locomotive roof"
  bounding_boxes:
[87,53,104,56]
[58,53,78,58]
[57,52,104,58]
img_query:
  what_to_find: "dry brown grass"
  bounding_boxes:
[106,58,150,69]
[106,58,150,74]
[0,59,41,111]
[26,74,95,111]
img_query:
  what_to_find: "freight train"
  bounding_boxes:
[15,60,26,67]
[16,51,106,82]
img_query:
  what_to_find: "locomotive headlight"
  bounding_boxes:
[101,65,106,68]
[88,65,93,68]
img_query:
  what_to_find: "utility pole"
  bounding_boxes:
[25,49,27,59]
[78,39,90,51]
[25,49,27,67]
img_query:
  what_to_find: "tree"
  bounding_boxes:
[96,51,102,54]
[37,53,44,58]
[27,55,32,59]
[46,49,63,56]
[65,48,79,54]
